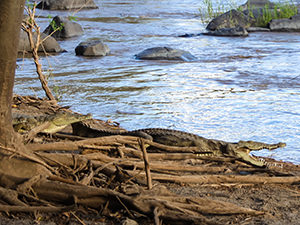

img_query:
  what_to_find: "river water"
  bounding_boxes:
[15,0,300,163]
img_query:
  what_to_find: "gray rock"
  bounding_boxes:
[18,29,64,53]
[135,47,197,61]
[240,0,275,10]
[75,40,110,56]
[43,16,83,39]
[203,27,248,37]
[37,0,98,10]
[206,9,253,31]
[268,14,300,31]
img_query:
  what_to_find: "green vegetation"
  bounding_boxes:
[47,15,64,31]
[253,1,298,27]
[199,0,298,27]
[199,0,239,24]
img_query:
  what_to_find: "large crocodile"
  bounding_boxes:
[13,112,92,134]
[72,122,286,167]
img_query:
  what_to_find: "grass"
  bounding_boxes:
[199,0,298,27]
[199,0,239,24]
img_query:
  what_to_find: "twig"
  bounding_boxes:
[139,138,152,190]
[70,212,86,225]
[115,195,134,219]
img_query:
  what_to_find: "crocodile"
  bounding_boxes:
[13,112,92,134]
[72,122,286,167]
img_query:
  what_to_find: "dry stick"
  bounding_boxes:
[115,195,135,219]
[117,160,227,173]
[27,135,138,151]
[79,161,94,185]
[146,173,300,185]
[70,212,86,225]
[139,138,152,190]
[0,205,75,213]
[22,5,56,101]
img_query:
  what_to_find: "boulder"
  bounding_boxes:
[203,27,248,37]
[75,40,110,57]
[240,0,275,10]
[206,9,253,31]
[18,29,65,53]
[43,16,83,39]
[135,47,197,61]
[37,0,98,10]
[268,14,300,31]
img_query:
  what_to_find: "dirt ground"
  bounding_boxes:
[3,95,299,225]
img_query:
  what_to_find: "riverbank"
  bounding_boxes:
[3,94,299,225]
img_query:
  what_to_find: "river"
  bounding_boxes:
[15,0,300,163]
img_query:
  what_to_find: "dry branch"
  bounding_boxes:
[22,4,56,101]
[0,205,75,212]
[27,135,139,151]
[138,173,300,184]
[139,139,152,189]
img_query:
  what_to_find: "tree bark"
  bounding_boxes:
[0,0,25,149]
[0,1,51,188]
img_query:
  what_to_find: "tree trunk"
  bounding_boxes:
[0,1,51,188]
[0,0,25,149]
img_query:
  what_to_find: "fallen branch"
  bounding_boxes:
[0,205,75,212]
[27,135,139,151]
[133,173,300,184]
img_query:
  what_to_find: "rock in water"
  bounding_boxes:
[37,0,98,10]
[135,47,197,61]
[43,16,84,39]
[203,27,248,37]
[75,40,110,57]
[206,9,252,31]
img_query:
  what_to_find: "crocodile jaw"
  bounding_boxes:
[43,113,92,134]
[234,149,265,167]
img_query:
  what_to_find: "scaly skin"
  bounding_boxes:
[13,112,92,134]
[71,124,286,167]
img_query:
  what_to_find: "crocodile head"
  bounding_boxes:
[13,112,92,134]
[226,141,286,167]
[43,112,92,134]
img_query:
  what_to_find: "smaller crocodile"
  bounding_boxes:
[13,112,92,134]
[72,123,286,167]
